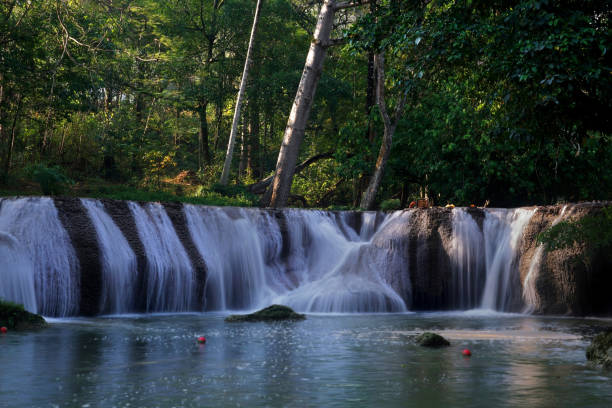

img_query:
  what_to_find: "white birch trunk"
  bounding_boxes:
[220,0,263,185]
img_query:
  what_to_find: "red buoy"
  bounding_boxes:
[197,336,206,344]
[0,326,7,334]
[462,349,471,357]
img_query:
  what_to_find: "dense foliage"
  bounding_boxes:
[0,0,610,207]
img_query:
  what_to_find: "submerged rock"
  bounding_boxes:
[415,332,450,347]
[586,330,612,368]
[0,300,47,330]
[225,305,306,322]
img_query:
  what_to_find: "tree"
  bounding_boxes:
[220,0,264,185]
[264,0,369,208]
[359,53,406,210]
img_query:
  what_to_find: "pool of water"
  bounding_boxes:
[1,312,611,407]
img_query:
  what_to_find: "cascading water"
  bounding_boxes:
[523,205,570,312]
[81,199,138,314]
[0,231,37,313]
[271,209,407,313]
[184,205,277,310]
[129,202,195,312]
[0,197,551,315]
[0,197,79,316]
[184,206,407,313]
[480,209,535,311]
[449,209,486,309]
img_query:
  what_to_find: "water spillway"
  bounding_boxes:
[0,197,608,316]
[0,197,79,316]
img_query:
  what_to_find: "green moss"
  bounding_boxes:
[0,299,47,330]
[415,332,451,348]
[225,305,306,322]
[586,330,612,368]
[538,206,612,253]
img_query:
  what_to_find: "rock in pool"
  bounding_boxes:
[225,305,306,322]
[0,300,47,331]
[586,330,612,368]
[415,332,450,348]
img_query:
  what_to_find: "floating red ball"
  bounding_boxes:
[197,336,206,344]
[462,349,471,357]
[0,326,7,334]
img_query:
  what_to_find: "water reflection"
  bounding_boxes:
[1,314,611,407]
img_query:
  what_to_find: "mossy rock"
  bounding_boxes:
[586,330,612,368]
[415,332,450,348]
[0,299,47,330]
[225,305,306,322]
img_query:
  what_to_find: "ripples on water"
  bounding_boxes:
[1,314,611,408]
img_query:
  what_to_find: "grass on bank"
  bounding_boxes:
[0,165,257,207]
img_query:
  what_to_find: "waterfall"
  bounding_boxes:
[481,209,535,311]
[184,207,406,313]
[0,197,556,315]
[359,211,379,241]
[184,205,275,310]
[0,231,37,313]
[129,202,195,312]
[0,197,79,316]
[523,205,569,312]
[81,199,137,314]
[272,210,407,313]
[449,209,486,309]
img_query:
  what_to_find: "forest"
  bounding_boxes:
[0,0,610,209]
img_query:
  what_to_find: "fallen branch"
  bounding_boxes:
[289,194,308,207]
[248,151,334,194]
[335,1,371,11]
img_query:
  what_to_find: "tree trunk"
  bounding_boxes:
[0,78,4,154]
[213,102,223,150]
[220,0,263,185]
[174,107,180,146]
[248,99,260,178]
[198,100,211,169]
[264,0,337,208]
[360,53,407,210]
[366,51,376,142]
[3,94,22,184]
[238,110,247,180]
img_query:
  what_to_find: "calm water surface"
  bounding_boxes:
[1,312,611,407]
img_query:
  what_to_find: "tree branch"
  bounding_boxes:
[248,151,335,194]
[334,0,371,11]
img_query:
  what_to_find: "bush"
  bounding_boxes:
[380,198,401,211]
[29,164,74,195]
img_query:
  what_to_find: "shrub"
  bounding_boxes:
[380,198,401,211]
[29,164,74,195]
